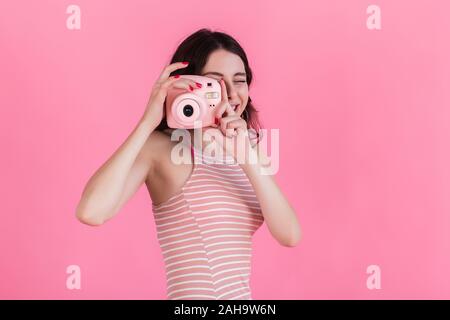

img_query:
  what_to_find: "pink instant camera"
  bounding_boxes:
[165,75,221,129]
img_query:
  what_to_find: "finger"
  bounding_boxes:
[223,120,240,137]
[214,79,230,119]
[226,119,247,129]
[155,76,181,97]
[225,119,247,137]
[158,62,189,81]
[155,77,194,99]
[171,78,203,91]
[218,80,236,114]
[219,79,229,103]
[214,102,228,120]
[219,115,241,135]
[215,101,236,121]
[161,77,202,93]
[216,107,238,136]
[225,103,236,116]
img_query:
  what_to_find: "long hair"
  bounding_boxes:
[156,28,262,140]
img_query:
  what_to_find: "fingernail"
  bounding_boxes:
[196,82,202,88]
[174,75,180,79]
[182,61,189,65]
[189,85,194,91]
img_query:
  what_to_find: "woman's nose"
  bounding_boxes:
[226,85,238,100]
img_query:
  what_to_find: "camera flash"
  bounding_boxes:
[205,92,219,99]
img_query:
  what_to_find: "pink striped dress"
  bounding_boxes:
[151,144,264,300]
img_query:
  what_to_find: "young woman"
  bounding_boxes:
[76,28,301,300]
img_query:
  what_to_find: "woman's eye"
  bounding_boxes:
[235,80,247,83]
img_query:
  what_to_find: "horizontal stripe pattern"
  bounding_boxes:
[152,145,264,300]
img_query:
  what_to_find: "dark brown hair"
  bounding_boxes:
[156,28,262,139]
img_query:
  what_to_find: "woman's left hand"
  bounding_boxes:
[214,79,247,136]
[204,79,253,161]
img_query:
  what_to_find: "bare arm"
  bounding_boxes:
[75,61,200,226]
[75,116,158,226]
[212,81,301,247]
[240,146,302,247]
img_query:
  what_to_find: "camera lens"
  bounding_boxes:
[183,105,194,117]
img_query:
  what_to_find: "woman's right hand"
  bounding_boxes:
[142,61,202,125]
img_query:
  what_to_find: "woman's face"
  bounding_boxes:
[200,49,249,117]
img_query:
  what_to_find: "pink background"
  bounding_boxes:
[1,0,449,299]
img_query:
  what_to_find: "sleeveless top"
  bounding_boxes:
[151,142,264,300]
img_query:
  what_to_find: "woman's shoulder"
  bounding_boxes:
[149,128,172,141]
[144,129,174,182]
[145,128,191,187]
[145,129,174,154]
[146,128,191,164]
